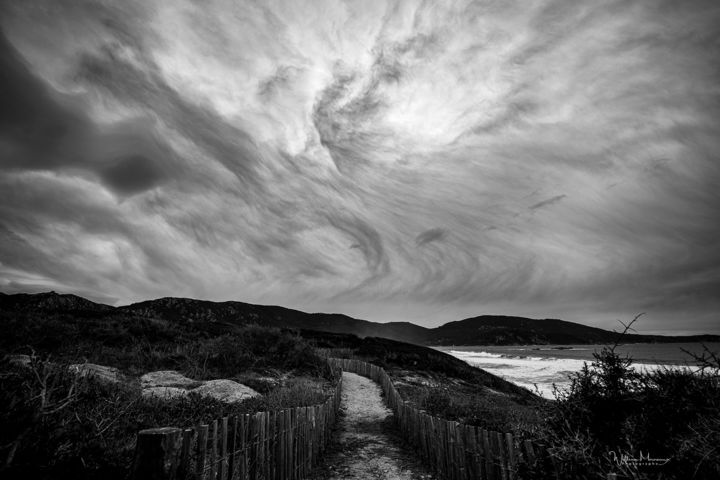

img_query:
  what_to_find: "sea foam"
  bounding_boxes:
[449,349,690,399]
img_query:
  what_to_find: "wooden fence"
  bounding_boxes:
[329,358,539,480]
[131,367,343,480]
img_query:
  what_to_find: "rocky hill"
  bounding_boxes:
[3,291,718,345]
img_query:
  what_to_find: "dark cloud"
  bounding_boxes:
[0,29,91,169]
[415,228,448,246]
[0,29,173,197]
[529,195,567,211]
[75,46,264,193]
[99,154,165,195]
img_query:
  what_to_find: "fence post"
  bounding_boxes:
[132,427,183,480]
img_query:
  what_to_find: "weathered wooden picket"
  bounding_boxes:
[329,357,539,480]
[131,367,343,480]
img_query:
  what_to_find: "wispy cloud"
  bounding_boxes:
[529,195,566,211]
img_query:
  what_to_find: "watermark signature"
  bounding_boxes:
[609,451,670,468]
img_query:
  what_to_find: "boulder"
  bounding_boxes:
[69,363,126,384]
[191,379,261,403]
[140,370,200,389]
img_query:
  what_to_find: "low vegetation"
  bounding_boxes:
[529,323,720,480]
[0,310,337,480]
[3,304,718,480]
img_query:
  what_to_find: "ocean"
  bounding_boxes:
[437,342,720,399]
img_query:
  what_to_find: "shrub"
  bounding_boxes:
[0,355,338,480]
[532,336,720,480]
[0,312,337,480]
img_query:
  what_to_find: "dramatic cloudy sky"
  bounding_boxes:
[1,0,719,334]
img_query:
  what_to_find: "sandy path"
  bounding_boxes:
[312,372,436,480]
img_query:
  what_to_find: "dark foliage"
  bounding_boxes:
[0,306,336,480]
[0,310,328,378]
[0,359,331,480]
[531,344,720,480]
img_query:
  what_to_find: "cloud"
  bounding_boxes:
[415,228,448,246]
[529,195,567,211]
[1,0,720,332]
[328,214,389,275]
[0,30,174,197]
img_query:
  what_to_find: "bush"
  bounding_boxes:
[0,311,338,480]
[0,355,338,480]
[0,309,328,379]
[533,343,720,480]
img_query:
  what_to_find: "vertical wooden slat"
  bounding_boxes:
[179,428,193,480]
[523,439,536,469]
[447,421,456,480]
[495,431,508,480]
[281,409,287,480]
[505,432,516,480]
[256,412,267,480]
[197,424,209,480]
[263,412,269,480]
[296,407,302,480]
[266,411,272,480]
[431,416,442,474]
[301,407,308,476]
[440,420,448,479]
[464,425,478,480]
[260,412,269,480]
[249,414,257,480]
[289,408,296,480]
[483,429,495,480]
[243,414,250,480]
[284,409,290,480]
[277,410,284,480]
[228,416,237,480]
[474,426,485,480]
[489,431,500,480]
[305,406,312,477]
[271,411,278,480]
[454,422,467,480]
[218,417,228,480]
[308,407,314,471]
[210,420,218,480]
[132,427,183,480]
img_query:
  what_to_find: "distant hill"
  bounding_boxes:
[2,291,718,345]
[429,315,720,345]
[0,291,112,313]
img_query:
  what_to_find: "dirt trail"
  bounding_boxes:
[312,372,436,480]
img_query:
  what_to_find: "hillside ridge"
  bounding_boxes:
[2,291,718,345]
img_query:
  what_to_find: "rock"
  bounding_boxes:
[191,379,261,403]
[138,371,261,403]
[142,386,190,400]
[69,363,126,384]
[140,370,200,389]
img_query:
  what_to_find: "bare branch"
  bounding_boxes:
[611,313,645,351]
[681,343,720,376]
